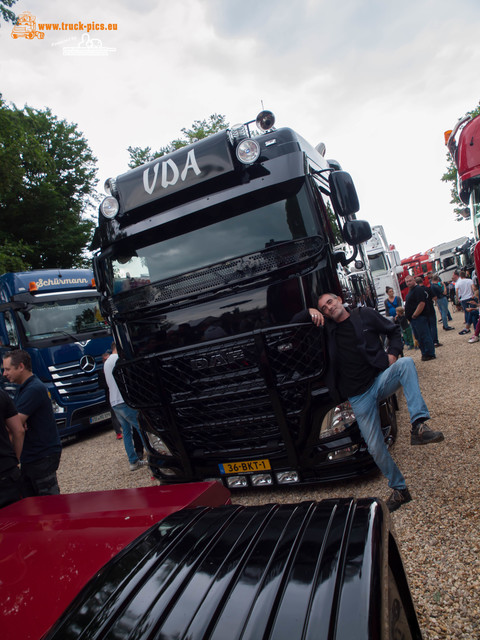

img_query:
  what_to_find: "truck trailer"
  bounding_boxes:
[93,110,397,490]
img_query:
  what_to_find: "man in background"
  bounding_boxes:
[0,388,24,508]
[405,275,436,361]
[104,343,146,471]
[2,350,62,496]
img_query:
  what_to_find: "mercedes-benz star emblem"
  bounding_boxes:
[79,355,96,373]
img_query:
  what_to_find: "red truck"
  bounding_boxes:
[1,485,422,640]
[398,252,434,300]
[445,114,480,278]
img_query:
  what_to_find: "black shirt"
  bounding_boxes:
[334,318,378,398]
[430,282,445,299]
[14,375,61,464]
[0,390,19,473]
[405,285,429,321]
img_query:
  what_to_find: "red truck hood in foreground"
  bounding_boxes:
[0,482,230,640]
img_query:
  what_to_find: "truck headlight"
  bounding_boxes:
[100,196,119,219]
[48,392,65,414]
[144,432,173,456]
[319,401,356,440]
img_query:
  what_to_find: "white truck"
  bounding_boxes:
[431,236,470,282]
[364,225,403,316]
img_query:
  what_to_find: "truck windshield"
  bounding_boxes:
[18,296,106,341]
[368,252,388,274]
[109,183,320,293]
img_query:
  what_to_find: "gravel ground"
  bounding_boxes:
[58,314,480,639]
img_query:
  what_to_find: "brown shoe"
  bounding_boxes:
[411,422,444,445]
[386,488,412,512]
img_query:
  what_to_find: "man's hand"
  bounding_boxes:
[308,307,324,327]
[387,354,398,366]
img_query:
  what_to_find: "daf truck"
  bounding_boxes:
[93,110,398,490]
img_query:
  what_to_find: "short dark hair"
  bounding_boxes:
[3,349,32,371]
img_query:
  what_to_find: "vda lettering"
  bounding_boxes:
[143,150,201,195]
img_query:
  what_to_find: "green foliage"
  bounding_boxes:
[0,238,30,272]
[127,114,229,169]
[0,0,17,24]
[0,95,98,270]
[442,104,480,221]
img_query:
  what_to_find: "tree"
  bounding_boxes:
[127,114,229,169]
[0,96,98,270]
[0,0,17,25]
[442,103,480,221]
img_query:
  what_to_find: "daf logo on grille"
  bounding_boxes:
[80,355,96,373]
[190,348,246,370]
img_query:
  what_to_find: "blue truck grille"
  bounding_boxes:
[114,324,325,455]
[48,356,104,403]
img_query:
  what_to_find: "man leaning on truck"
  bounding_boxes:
[306,293,444,512]
[2,350,62,497]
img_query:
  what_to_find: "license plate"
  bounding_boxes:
[219,459,271,474]
[89,411,111,424]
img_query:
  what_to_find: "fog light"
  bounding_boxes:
[276,471,300,484]
[100,196,119,219]
[160,468,178,476]
[251,473,273,486]
[327,445,359,461]
[144,432,172,456]
[226,475,248,488]
[236,138,260,164]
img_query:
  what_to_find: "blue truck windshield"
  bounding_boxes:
[19,296,106,341]
[110,184,320,293]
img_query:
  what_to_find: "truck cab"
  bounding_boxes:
[93,111,398,489]
[363,225,403,315]
[0,269,112,437]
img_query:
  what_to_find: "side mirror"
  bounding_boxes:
[343,220,372,246]
[329,171,360,217]
[395,265,404,275]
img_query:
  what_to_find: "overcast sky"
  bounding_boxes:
[1,0,479,257]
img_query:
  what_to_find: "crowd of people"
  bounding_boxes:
[384,269,479,359]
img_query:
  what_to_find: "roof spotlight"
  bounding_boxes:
[256,110,275,131]
[236,138,260,164]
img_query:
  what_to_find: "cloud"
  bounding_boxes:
[1,0,479,256]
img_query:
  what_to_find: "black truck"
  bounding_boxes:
[93,111,395,489]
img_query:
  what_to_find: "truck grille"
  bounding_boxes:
[114,324,325,456]
[48,356,104,403]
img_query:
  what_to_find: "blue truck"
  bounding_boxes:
[0,269,113,438]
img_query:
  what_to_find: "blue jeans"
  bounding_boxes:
[349,357,430,490]
[461,298,476,326]
[427,314,439,343]
[410,316,435,357]
[436,296,450,329]
[113,403,144,464]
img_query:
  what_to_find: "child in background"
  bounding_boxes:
[395,306,414,349]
